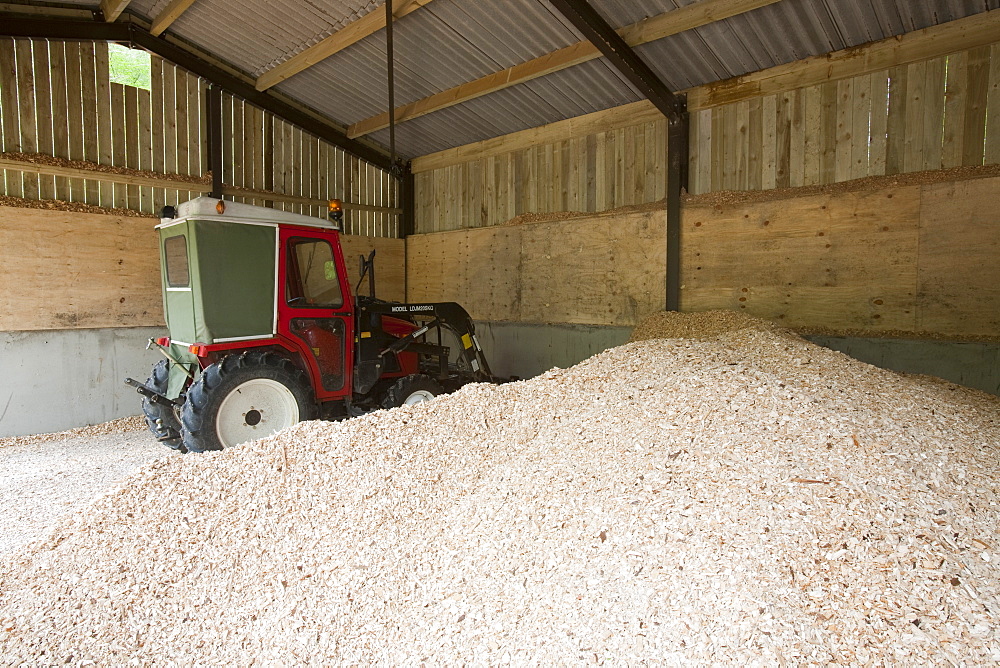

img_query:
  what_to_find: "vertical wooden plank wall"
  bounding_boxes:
[415,119,666,233]
[0,38,203,213]
[0,37,400,237]
[415,45,1000,233]
[216,91,398,237]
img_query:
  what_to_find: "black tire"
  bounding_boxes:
[381,374,444,409]
[180,350,317,453]
[141,359,185,452]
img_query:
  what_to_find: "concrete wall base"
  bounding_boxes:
[805,336,1000,397]
[475,321,1000,397]
[475,321,632,380]
[5,324,995,438]
[0,328,164,438]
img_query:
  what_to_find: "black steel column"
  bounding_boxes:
[205,85,223,199]
[545,0,688,311]
[401,163,415,237]
[401,163,415,299]
[666,108,688,312]
[385,0,396,167]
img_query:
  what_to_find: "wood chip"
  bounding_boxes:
[2,311,999,664]
[0,416,146,450]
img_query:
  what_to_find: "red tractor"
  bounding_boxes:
[126,197,498,453]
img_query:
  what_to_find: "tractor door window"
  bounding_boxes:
[164,235,189,287]
[286,238,343,308]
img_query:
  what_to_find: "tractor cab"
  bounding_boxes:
[128,197,497,454]
[152,197,357,401]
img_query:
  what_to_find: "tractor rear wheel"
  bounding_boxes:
[179,350,316,453]
[381,374,444,409]
[141,359,185,452]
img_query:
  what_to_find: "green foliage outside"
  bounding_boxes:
[109,43,151,90]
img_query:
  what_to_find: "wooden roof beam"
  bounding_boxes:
[347,0,780,138]
[99,0,132,22]
[150,0,199,36]
[255,0,434,92]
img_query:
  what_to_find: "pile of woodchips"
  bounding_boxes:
[2,311,999,664]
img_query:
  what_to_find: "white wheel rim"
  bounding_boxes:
[215,378,300,448]
[403,390,435,406]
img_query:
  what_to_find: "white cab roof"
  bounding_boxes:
[157,197,338,230]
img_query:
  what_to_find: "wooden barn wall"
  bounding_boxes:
[0,38,398,236]
[407,174,1000,340]
[339,234,407,305]
[0,207,163,331]
[0,206,405,332]
[412,26,1000,234]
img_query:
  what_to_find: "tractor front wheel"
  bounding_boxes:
[180,350,316,453]
[141,359,185,452]
[381,374,444,409]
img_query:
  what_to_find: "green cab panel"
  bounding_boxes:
[165,343,199,399]
[191,220,276,342]
[159,219,277,346]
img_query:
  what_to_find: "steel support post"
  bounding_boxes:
[401,164,416,237]
[385,0,396,167]
[666,111,688,312]
[205,86,224,199]
[545,0,688,310]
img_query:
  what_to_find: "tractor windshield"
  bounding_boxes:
[286,238,344,308]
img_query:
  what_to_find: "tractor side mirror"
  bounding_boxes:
[357,249,376,277]
[355,250,378,298]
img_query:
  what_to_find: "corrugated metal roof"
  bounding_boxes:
[365,59,646,156]
[275,0,592,126]
[103,0,1000,159]
[126,0,382,75]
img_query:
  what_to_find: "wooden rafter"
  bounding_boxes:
[99,0,132,22]
[347,0,781,138]
[150,0,199,36]
[411,7,1000,173]
[255,0,434,92]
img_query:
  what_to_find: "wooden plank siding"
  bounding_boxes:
[0,38,399,236]
[414,42,1000,234]
[408,174,1000,339]
[0,203,405,331]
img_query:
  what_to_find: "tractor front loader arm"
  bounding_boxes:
[354,301,497,395]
